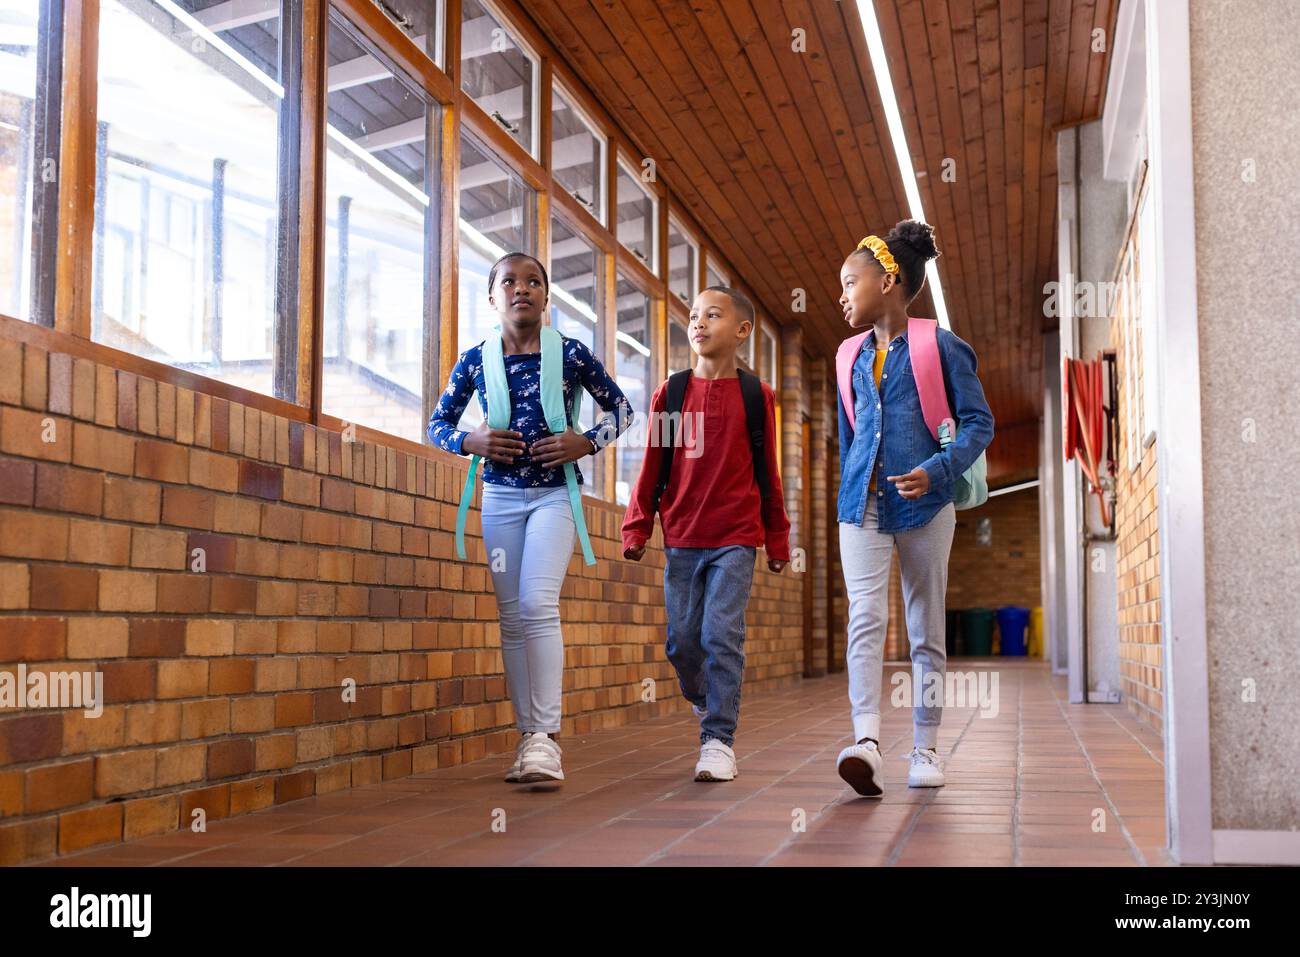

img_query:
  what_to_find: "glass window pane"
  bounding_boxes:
[761,324,778,385]
[667,219,696,307]
[327,0,444,70]
[705,258,727,290]
[322,11,435,444]
[458,133,535,430]
[616,163,655,270]
[551,87,603,223]
[92,0,283,397]
[550,214,603,494]
[614,273,651,506]
[461,0,536,156]
[668,317,691,378]
[549,217,598,358]
[0,2,43,321]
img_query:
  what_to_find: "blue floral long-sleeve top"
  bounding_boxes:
[427,335,635,488]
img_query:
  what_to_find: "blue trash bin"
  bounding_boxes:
[996,606,1030,656]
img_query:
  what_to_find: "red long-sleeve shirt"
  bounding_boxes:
[621,374,791,562]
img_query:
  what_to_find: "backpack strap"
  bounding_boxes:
[652,369,693,515]
[836,330,871,432]
[737,367,770,502]
[540,327,595,566]
[454,335,510,561]
[907,317,956,444]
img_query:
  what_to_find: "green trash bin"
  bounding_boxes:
[964,608,995,656]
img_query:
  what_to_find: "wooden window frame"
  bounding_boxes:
[549,79,607,229]
[613,152,659,275]
[459,0,541,161]
[316,1,444,443]
[5,0,772,516]
[666,211,699,311]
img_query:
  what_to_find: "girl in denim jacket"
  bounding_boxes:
[833,220,994,798]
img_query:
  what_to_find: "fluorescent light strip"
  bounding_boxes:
[988,478,1041,498]
[855,0,950,331]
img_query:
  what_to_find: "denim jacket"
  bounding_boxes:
[837,326,995,532]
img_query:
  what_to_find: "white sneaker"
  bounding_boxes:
[518,732,564,783]
[907,747,945,787]
[504,735,529,782]
[694,739,737,782]
[837,740,884,797]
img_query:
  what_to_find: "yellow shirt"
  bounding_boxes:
[867,348,887,493]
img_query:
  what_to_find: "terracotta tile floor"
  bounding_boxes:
[42,659,1171,867]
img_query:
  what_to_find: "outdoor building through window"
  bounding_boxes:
[321,7,437,444]
[91,0,285,397]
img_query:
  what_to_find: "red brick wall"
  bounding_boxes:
[946,487,1042,614]
[1111,317,1163,733]
[0,337,804,863]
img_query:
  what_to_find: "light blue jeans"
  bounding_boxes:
[480,484,576,734]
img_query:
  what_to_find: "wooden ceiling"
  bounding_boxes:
[525,0,1117,481]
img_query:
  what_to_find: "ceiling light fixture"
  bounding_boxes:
[854,0,951,330]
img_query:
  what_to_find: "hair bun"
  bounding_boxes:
[886,219,939,261]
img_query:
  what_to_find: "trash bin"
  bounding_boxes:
[997,606,1031,656]
[945,609,963,657]
[964,608,995,656]
[1028,607,1044,657]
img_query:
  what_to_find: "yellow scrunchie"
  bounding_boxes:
[856,235,899,275]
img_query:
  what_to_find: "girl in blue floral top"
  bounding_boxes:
[428,252,632,786]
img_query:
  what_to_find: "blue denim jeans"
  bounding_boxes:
[663,545,756,746]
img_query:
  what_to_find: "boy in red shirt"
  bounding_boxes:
[622,287,790,782]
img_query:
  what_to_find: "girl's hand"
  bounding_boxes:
[886,466,930,500]
[463,422,525,463]
[767,558,787,573]
[530,429,593,468]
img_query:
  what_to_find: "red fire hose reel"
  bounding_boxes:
[1063,353,1116,528]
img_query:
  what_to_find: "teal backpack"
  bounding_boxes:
[453,326,596,565]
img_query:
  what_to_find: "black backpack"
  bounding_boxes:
[651,367,771,515]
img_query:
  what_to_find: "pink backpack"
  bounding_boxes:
[835,317,988,509]
[836,317,953,439]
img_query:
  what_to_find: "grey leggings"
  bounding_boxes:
[480,485,576,734]
[839,498,956,749]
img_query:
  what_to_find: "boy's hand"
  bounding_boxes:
[462,422,525,463]
[624,544,646,562]
[530,429,593,468]
[886,466,930,500]
[767,558,787,573]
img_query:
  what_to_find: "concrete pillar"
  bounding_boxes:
[1187,0,1300,846]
